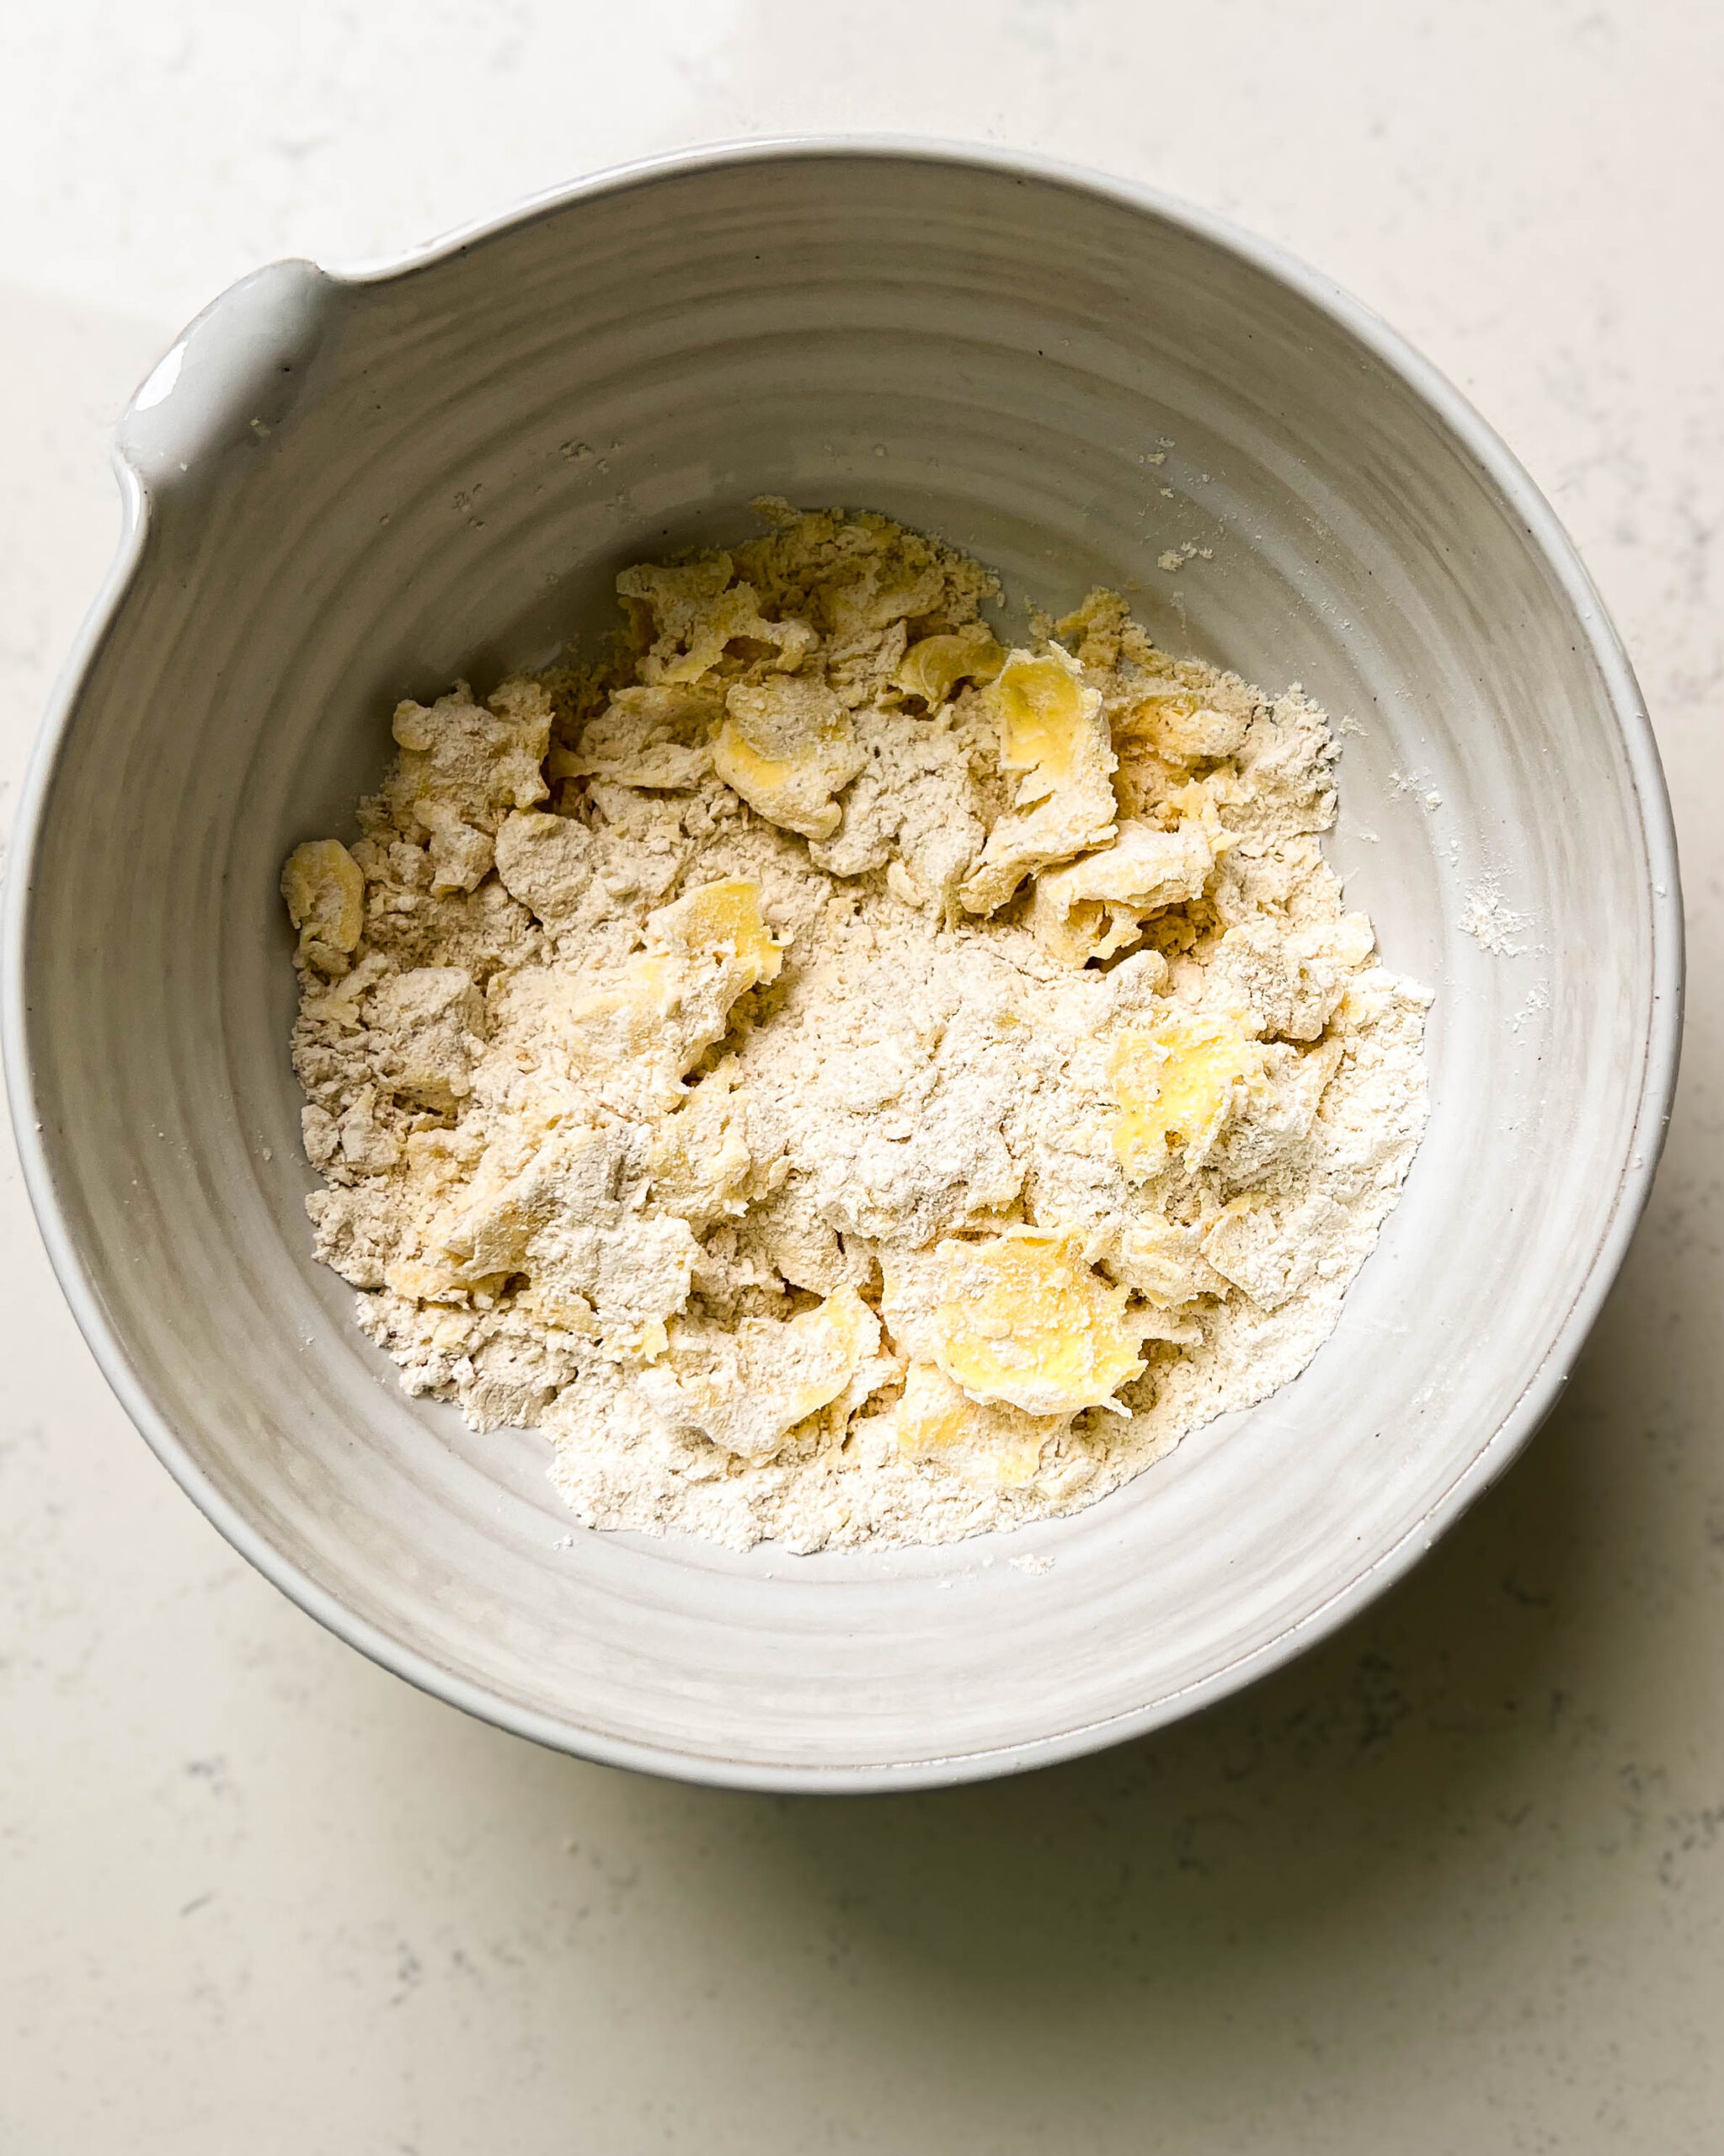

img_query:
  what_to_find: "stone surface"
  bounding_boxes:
[3,3,1721,2148]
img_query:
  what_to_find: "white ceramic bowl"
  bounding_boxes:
[4,141,1680,1790]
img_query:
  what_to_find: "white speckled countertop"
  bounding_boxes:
[5,5,1721,2148]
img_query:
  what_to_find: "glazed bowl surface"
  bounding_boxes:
[4,140,1679,1790]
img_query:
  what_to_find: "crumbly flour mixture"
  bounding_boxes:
[282,502,1429,1550]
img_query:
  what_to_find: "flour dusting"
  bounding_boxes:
[1460,876,1531,956]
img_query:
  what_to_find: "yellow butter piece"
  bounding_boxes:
[959,646,1118,915]
[714,676,867,841]
[713,734,847,841]
[643,874,782,994]
[1028,817,1215,964]
[280,839,365,971]
[992,647,1092,791]
[620,873,784,1023]
[642,1286,881,1458]
[929,1225,1147,1417]
[893,1359,1060,1486]
[1110,1014,1268,1178]
[566,876,784,1081]
[893,625,1006,707]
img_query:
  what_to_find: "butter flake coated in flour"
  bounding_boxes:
[284,502,1430,1550]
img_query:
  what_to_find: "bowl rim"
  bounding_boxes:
[2,132,1684,1793]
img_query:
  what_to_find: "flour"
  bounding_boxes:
[1460,875,1531,956]
[282,502,1429,1550]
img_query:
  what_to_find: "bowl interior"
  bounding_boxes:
[13,147,1671,1785]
